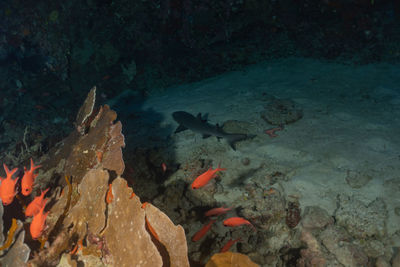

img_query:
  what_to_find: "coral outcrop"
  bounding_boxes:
[102,177,163,267]
[143,202,189,267]
[16,87,190,266]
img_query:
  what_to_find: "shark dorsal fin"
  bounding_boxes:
[196,113,208,123]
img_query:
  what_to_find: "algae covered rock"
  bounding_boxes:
[261,98,303,125]
[335,194,387,239]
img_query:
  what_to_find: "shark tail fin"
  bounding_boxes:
[225,134,255,151]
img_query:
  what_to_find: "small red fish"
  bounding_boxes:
[140,202,160,241]
[265,125,284,138]
[161,163,167,173]
[0,164,19,205]
[106,184,113,204]
[70,239,83,255]
[191,165,226,189]
[223,217,256,231]
[145,216,160,241]
[220,238,241,253]
[204,206,232,217]
[30,199,49,239]
[191,220,216,242]
[21,158,41,196]
[25,188,50,217]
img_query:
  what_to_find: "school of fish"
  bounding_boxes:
[0,158,254,255]
[190,165,256,253]
[0,159,48,240]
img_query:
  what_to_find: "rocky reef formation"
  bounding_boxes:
[0,87,190,266]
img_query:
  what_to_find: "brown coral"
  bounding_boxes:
[27,88,189,266]
[101,120,125,175]
[37,104,125,187]
[75,86,97,134]
[102,177,163,267]
[64,169,109,238]
[144,203,189,267]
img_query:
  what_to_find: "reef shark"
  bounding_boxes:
[172,111,255,150]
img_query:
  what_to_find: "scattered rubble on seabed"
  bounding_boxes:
[1,58,400,266]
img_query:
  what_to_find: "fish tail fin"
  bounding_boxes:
[41,188,50,196]
[225,134,254,151]
[215,163,226,172]
[30,158,41,171]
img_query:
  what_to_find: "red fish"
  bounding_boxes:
[30,199,49,239]
[161,163,167,173]
[223,217,256,231]
[106,184,113,204]
[191,165,226,189]
[204,206,232,217]
[265,125,284,138]
[220,238,241,253]
[191,220,216,242]
[0,164,19,205]
[21,158,41,196]
[25,188,50,217]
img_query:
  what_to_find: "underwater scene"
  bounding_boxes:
[0,0,400,266]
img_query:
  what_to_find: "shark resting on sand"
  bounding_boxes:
[172,111,255,150]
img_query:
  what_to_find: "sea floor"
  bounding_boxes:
[113,57,400,265]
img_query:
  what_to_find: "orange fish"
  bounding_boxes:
[145,216,160,241]
[70,239,83,255]
[21,158,41,196]
[106,184,113,203]
[0,164,19,205]
[191,165,226,189]
[220,238,241,253]
[223,217,256,231]
[204,206,232,217]
[25,188,50,217]
[30,199,49,239]
[191,219,216,242]
[141,202,149,209]
[140,202,160,241]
